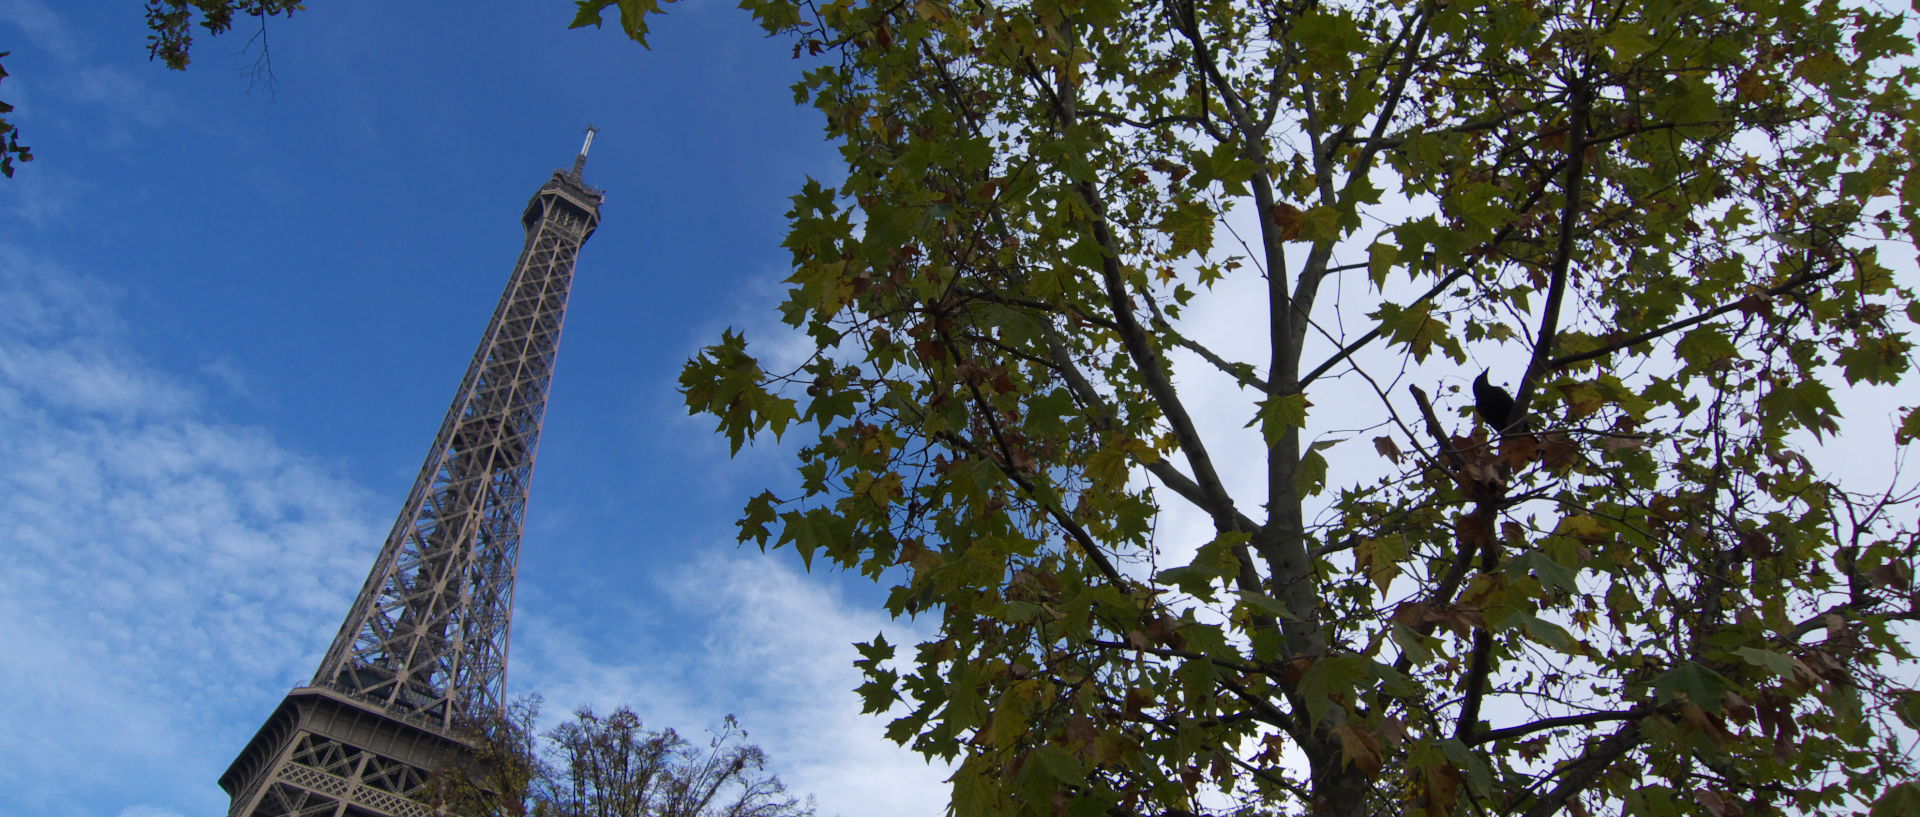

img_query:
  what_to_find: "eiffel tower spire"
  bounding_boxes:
[219,137,605,817]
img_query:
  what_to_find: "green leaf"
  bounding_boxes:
[1248,394,1311,446]
[738,490,778,545]
[1837,337,1909,385]
[1158,199,1215,258]
[1898,406,1920,445]
[1295,448,1329,496]
[1650,662,1734,711]
[1675,326,1738,367]
[1371,301,1457,362]
[1505,550,1578,596]
[1031,744,1086,785]
[855,633,895,665]
[1158,533,1246,600]
[1390,624,1435,665]
[1872,782,1920,817]
[569,0,674,46]
[1297,655,1368,726]
[1735,647,1810,683]
[1367,241,1398,288]
[1237,591,1293,620]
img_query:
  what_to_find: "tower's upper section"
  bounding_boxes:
[526,126,605,235]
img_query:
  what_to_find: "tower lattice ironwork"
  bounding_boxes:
[220,131,605,817]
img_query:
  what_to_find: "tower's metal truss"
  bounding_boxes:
[220,135,604,817]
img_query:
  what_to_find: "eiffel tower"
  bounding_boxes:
[219,131,605,817]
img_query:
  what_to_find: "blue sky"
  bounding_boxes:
[0,2,950,815]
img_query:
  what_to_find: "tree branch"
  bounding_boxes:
[1472,707,1649,746]
[1511,75,1592,426]
[1017,53,1251,545]
[1545,260,1841,372]
[1150,311,1271,392]
[1517,720,1643,817]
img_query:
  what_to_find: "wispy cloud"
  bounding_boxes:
[0,0,80,64]
[0,249,382,817]
[516,548,951,817]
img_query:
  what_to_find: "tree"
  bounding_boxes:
[0,1,302,182]
[0,52,31,178]
[430,699,814,817]
[633,0,1920,814]
[143,0,304,71]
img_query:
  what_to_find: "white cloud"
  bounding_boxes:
[0,252,382,817]
[515,548,951,817]
[0,0,79,64]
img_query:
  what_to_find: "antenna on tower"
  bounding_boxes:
[571,124,598,177]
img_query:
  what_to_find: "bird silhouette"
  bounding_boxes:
[1473,369,1517,432]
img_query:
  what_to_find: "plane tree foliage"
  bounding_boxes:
[608,0,1920,815]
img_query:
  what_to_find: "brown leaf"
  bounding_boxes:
[1145,614,1186,650]
[1373,435,1403,464]
[1724,691,1755,725]
[912,339,944,364]
[1125,629,1152,649]
[1499,432,1541,467]
[1600,434,1648,452]
[1422,763,1461,815]
[1280,657,1314,685]
[1803,649,1852,685]
[1539,433,1581,471]
[1332,723,1382,775]
[1756,690,1793,737]
[1696,789,1744,817]
[1269,201,1305,241]
[1458,511,1494,549]
[1253,733,1288,764]
[1378,718,1409,748]
[1438,605,1487,637]
[1064,715,1098,752]
[1391,602,1426,629]
[1679,703,1728,744]
[1209,752,1233,783]
[1870,560,1913,591]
